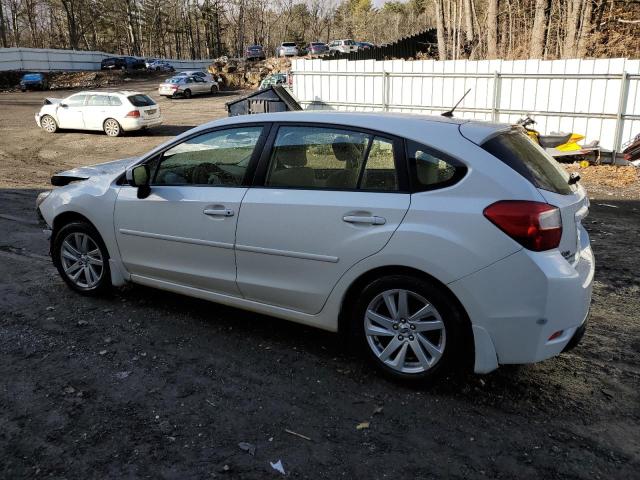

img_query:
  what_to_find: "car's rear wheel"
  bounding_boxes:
[351,275,466,382]
[52,221,111,295]
[40,115,58,133]
[103,118,121,137]
[183,89,192,99]
[210,85,217,94]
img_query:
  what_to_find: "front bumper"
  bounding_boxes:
[449,236,594,372]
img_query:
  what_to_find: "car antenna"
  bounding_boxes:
[441,89,471,118]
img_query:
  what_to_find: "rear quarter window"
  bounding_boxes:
[482,130,572,195]
[406,140,467,192]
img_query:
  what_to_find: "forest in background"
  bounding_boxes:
[0,0,638,61]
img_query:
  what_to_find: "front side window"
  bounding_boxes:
[264,126,400,191]
[65,94,86,107]
[87,95,109,107]
[153,126,263,186]
[407,140,465,191]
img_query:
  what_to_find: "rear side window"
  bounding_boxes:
[127,94,156,107]
[482,130,572,194]
[108,96,122,106]
[406,140,466,191]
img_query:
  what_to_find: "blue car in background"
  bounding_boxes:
[20,73,48,92]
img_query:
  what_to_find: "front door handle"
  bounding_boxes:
[203,208,234,217]
[342,215,386,225]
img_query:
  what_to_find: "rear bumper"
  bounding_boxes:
[120,116,163,131]
[449,237,594,373]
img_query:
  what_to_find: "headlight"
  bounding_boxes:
[36,190,52,208]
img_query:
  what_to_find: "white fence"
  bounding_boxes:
[291,57,640,157]
[0,47,213,72]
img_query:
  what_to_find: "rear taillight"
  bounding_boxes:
[125,110,140,118]
[483,200,562,251]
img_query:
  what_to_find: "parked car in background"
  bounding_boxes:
[145,58,158,69]
[20,73,48,92]
[158,75,218,99]
[328,39,358,54]
[276,42,299,57]
[173,70,221,86]
[38,112,593,383]
[307,42,329,55]
[148,60,175,72]
[101,57,126,70]
[356,41,376,50]
[101,57,146,71]
[35,91,162,137]
[245,45,266,61]
[259,73,288,90]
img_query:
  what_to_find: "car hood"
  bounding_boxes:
[51,157,138,186]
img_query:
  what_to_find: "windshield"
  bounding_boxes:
[23,74,42,81]
[128,94,156,107]
[482,130,573,195]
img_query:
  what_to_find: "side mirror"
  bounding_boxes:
[126,164,149,187]
[126,164,151,199]
[60,103,68,108]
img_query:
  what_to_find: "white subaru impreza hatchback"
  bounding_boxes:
[35,91,162,136]
[36,112,594,382]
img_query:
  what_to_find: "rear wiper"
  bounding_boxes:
[568,172,581,185]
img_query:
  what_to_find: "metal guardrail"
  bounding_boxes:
[292,70,640,158]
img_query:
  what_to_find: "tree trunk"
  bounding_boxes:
[0,1,8,47]
[487,0,498,59]
[530,0,550,58]
[577,0,594,57]
[564,0,583,58]
[464,0,475,43]
[434,0,447,60]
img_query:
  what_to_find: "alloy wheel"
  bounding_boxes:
[60,232,104,289]
[41,116,56,133]
[364,289,446,374]
[104,119,120,136]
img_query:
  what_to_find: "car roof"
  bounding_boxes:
[70,90,144,97]
[193,111,511,150]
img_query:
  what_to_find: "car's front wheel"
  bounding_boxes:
[40,115,58,133]
[351,275,466,382]
[103,118,122,137]
[52,221,111,295]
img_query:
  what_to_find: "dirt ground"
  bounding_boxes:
[0,82,639,479]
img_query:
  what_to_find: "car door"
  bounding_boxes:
[114,124,268,296]
[192,76,207,93]
[83,94,110,130]
[235,124,411,314]
[56,94,86,129]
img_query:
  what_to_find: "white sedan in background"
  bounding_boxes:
[158,76,219,99]
[173,70,221,85]
[35,91,163,137]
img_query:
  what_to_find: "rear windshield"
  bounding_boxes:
[482,130,572,194]
[127,94,156,107]
[282,42,296,47]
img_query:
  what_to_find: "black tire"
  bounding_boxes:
[210,85,217,94]
[183,89,192,99]
[52,221,112,296]
[349,275,468,383]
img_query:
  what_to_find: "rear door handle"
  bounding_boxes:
[342,215,386,225]
[203,208,234,217]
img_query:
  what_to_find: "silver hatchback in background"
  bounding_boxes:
[158,75,219,99]
[276,42,299,57]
